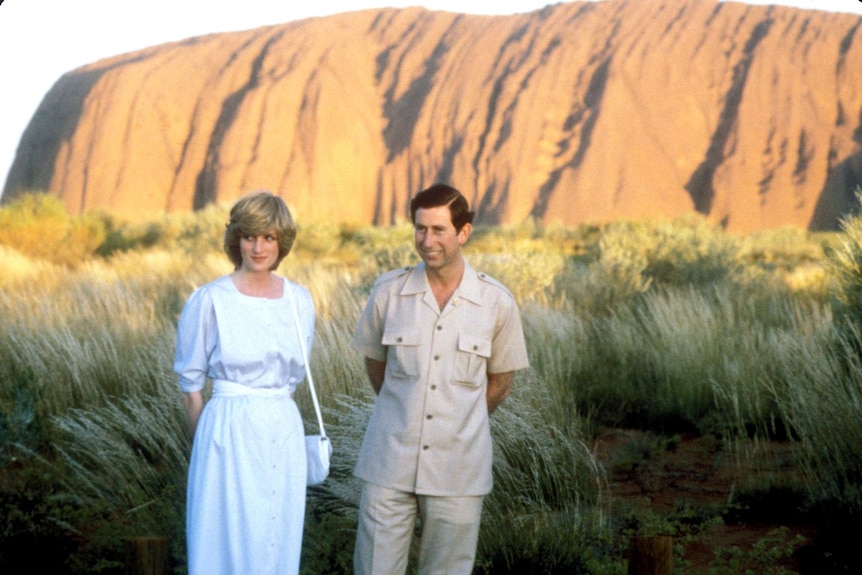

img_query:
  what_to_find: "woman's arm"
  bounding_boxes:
[182,390,205,435]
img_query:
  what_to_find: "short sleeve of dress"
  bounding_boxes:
[174,286,217,392]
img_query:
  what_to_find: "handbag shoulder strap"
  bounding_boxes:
[287,281,326,438]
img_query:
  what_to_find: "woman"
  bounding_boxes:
[174,190,314,575]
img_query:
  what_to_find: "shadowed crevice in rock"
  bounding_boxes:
[685,15,774,217]
[793,130,813,184]
[531,56,612,221]
[693,3,726,57]
[471,21,561,204]
[810,106,862,230]
[485,29,535,158]
[496,33,563,156]
[372,11,409,85]
[809,151,862,230]
[662,3,689,38]
[372,178,386,225]
[436,135,464,187]
[193,32,286,210]
[837,18,862,74]
[381,17,456,162]
[476,182,510,223]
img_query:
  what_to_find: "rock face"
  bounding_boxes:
[4,0,862,231]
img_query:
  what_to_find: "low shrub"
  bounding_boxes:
[0,193,106,266]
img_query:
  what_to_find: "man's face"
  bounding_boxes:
[413,205,471,271]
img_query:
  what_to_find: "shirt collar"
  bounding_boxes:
[400,260,483,305]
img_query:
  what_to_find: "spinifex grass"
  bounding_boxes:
[2,207,862,572]
[768,322,862,511]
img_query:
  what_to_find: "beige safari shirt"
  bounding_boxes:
[351,260,530,496]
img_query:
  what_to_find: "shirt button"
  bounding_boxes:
[426,414,433,420]
[430,385,437,390]
[434,355,440,360]
[436,325,442,331]
[397,337,403,343]
[423,445,429,450]
[473,345,478,351]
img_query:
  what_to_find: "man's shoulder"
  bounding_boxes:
[372,266,414,288]
[473,269,515,300]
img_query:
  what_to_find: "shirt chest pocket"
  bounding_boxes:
[454,335,492,386]
[382,327,421,378]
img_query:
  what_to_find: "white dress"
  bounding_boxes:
[174,275,314,575]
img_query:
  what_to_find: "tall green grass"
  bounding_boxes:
[2,197,862,572]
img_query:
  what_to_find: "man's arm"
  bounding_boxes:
[486,371,514,414]
[364,357,387,395]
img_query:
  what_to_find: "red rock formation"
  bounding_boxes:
[4,0,862,231]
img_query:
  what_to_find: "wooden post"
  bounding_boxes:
[125,536,169,575]
[627,535,673,575]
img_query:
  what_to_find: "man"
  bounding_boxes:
[351,183,530,575]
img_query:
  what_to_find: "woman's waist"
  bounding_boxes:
[212,379,294,398]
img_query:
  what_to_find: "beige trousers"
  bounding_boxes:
[353,482,484,575]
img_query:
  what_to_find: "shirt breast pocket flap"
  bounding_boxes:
[455,335,492,386]
[382,327,421,378]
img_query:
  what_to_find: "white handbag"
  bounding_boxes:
[289,285,331,486]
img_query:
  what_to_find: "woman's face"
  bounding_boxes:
[238,230,280,272]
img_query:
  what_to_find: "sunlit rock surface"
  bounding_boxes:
[4,0,862,231]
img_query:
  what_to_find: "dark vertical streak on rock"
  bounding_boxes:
[531,56,612,220]
[473,13,576,220]
[684,17,774,215]
[193,32,284,210]
[475,25,565,222]
[436,135,464,186]
[380,16,455,162]
[793,130,812,184]
[837,19,861,75]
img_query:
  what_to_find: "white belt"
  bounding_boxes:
[212,379,293,398]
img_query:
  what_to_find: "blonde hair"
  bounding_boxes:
[223,190,297,270]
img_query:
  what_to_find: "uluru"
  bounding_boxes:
[3,0,862,232]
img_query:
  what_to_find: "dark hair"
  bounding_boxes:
[409,183,475,232]
[223,190,297,270]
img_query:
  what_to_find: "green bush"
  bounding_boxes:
[0,193,106,266]
[96,204,229,258]
[828,189,862,326]
[708,527,805,575]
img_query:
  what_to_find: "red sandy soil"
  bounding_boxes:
[594,428,815,574]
